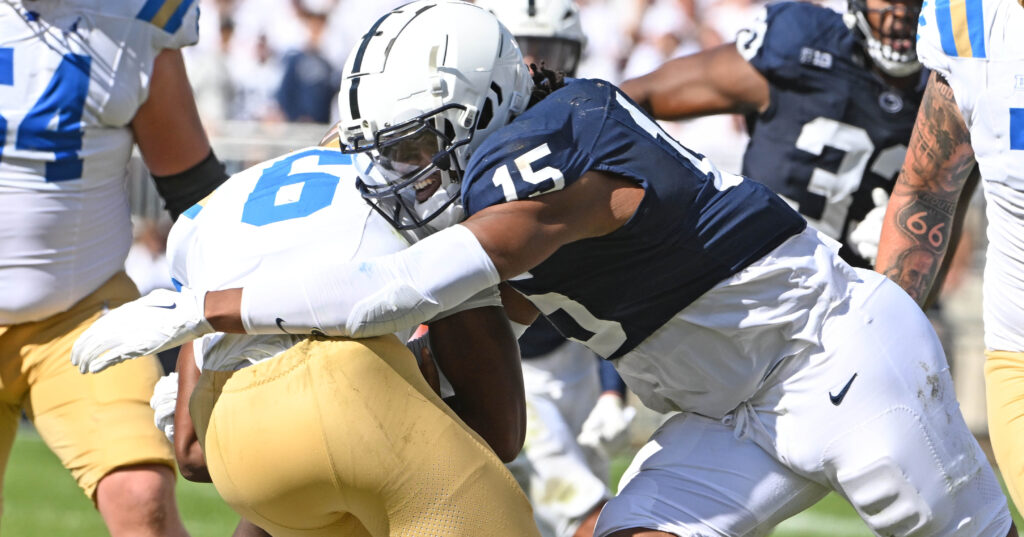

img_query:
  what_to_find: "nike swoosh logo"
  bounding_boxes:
[829,373,858,406]
[152,303,177,310]
[275,317,291,334]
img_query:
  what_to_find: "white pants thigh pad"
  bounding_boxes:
[597,271,1011,537]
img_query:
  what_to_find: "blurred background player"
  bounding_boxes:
[91,136,541,537]
[0,0,227,535]
[616,0,974,360]
[875,0,1024,514]
[619,0,925,270]
[473,1,633,536]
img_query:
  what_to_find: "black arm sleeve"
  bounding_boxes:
[152,150,228,220]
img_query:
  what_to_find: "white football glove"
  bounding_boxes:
[577,392,636,459]
[150,372,178,445]
[848,187,890,265]
[71,288,213,374]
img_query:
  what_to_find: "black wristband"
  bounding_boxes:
[152,150,228,220]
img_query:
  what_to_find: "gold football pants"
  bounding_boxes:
[0,272,174,507]
[191,335,541,537]
[986,349,1024,513]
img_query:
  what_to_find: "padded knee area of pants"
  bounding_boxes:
[837,456,943,537]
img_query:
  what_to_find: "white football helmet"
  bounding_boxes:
[844,0,922,77]
[338,0,534,232]
[475,0,587,76]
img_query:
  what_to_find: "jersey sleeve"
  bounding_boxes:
[461,81,604,216]
[914,0,957,78]
[166,205,201,290]
[131,0,201,50]
[738,2,843,83]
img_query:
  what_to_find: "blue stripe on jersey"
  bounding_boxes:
[135,0,163,23]
[0,48,8,160]
[163,0,194,33]
[0,48,11,85]
[934,0,960,57]
[1011,108,1024,150]
[964,0,986,58]
[172,278,183,292]
[181,202,203,219]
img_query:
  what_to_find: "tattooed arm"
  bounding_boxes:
[875,71,977,308]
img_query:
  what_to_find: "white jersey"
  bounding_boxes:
[168,147,501,371]
[917,0,1024,351]
[0,0,199,324]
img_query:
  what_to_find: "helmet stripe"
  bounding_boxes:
[347,4,441,121]
[348,10,395,120]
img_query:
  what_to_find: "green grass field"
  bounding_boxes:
[5,426,1021,536]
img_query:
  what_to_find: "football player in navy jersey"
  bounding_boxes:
[72,2,1016,536]
[474,2,630,536]
[619,0,924,269]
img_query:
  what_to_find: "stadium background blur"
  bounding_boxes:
[9,0,1003,534]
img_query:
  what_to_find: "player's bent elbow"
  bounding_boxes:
[492,414,527,463]
[464,411,524,463]
[177,458,212,483]
[493,437,524,463]
[174,438,212,482]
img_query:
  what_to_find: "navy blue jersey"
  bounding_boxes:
[740,1,926,268]
[462,79,806,359]
[518,316,568,359]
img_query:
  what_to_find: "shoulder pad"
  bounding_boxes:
[132,0,200,48]
[741,2,850,79]
[916,0,992,75]
[461,79,608,215]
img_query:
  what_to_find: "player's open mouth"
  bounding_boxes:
[886,38,913,53]
[414,176,440,203]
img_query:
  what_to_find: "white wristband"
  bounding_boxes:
[241,225,500,338]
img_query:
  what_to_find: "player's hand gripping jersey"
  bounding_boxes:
[917,0,1024,351]
[167,147,500,371]
[737,2,925,267]
[0,0,199,324]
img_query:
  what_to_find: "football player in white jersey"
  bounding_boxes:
[73,2,1016,536]
[875,0,1024,514]
[119,133,542,537]
[0,1,227,535]
[473,2,631,536]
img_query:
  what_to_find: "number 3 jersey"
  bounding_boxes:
[0,0,198,324]
[737,1,925,268]
[917,0,1024,351]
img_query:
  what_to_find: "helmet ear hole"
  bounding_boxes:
[476,97,495,131]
